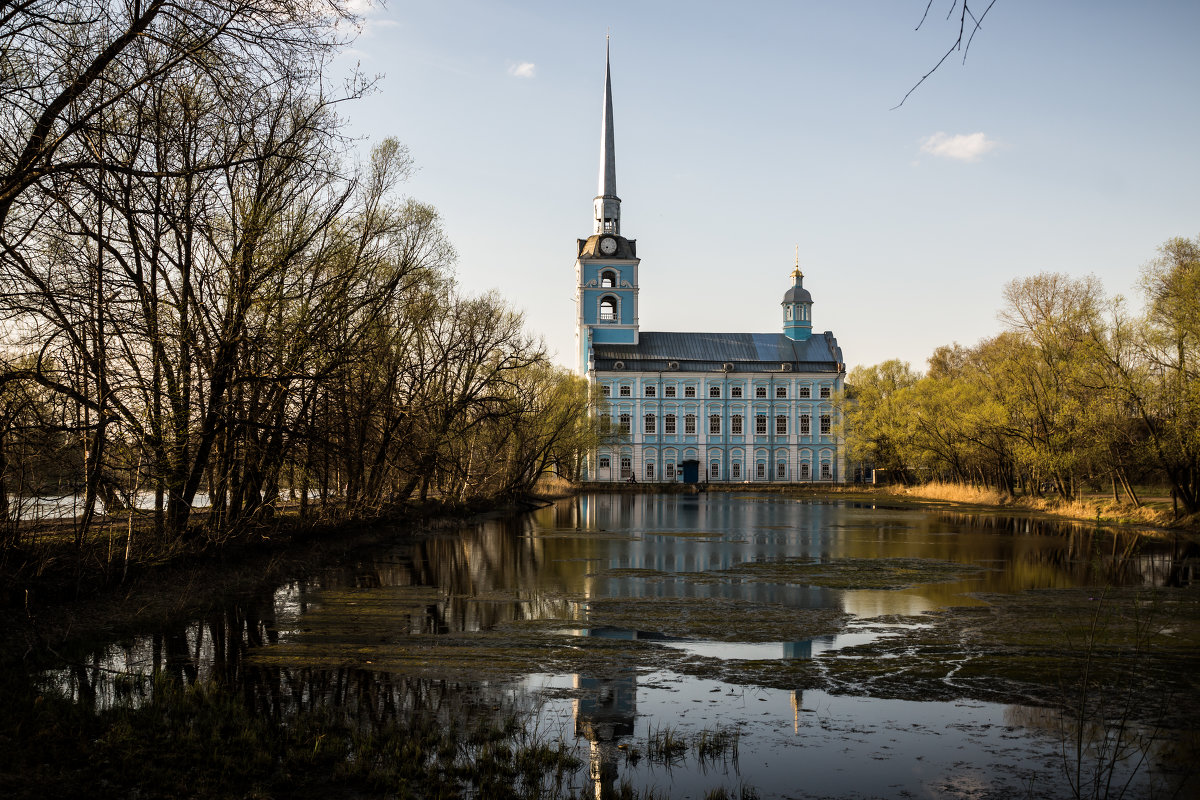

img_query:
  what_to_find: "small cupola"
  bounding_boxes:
[782,265,813,341]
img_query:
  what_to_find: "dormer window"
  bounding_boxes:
[600,270,617,288]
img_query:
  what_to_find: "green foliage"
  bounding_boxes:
[846,236,1200,512]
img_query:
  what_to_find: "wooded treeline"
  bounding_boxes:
[0,1,595,567]
[843,236,1200,514]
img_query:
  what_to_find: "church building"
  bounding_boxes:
[575,45,847,484]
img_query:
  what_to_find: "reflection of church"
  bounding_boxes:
[576,43,847,484]
[573,664,637,800]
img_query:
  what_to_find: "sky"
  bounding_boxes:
[333,0,1200,372]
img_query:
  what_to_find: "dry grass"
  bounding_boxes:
[898,481,1181,529]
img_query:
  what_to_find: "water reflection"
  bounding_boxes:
[31,493,1196,799]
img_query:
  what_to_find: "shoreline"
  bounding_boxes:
[4,483,1194,668]
[0,494,549,668]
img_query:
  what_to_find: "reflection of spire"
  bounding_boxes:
[792,689,803,734]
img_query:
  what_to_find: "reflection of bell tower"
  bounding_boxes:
[573,669,637,799]
[575,37,641,374]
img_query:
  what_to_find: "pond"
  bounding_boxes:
[27,493,1200,798]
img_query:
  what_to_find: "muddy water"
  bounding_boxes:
[39,494,1199,798]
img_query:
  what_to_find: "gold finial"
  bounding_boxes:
[792,246,803,280]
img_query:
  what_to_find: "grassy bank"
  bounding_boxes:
[892,480,1197,532]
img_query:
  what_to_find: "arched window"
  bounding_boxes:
[600,270,617,288]
[599,296,618,323]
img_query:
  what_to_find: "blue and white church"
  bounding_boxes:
[575,46,848,484]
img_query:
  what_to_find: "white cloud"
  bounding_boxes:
[919,131,999,162]
[508,61,536,79]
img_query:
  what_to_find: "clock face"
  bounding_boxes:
[599,236,617,255]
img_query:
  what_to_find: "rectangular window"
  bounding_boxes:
[756,462,766,479]
[709,385,721,398]
[755,386,767,398]
[619,385,631,397]
[710,461,720,479]
[619,413,631,435]
[800,414,811,435]
[755,414,767,435]
[684,386,696,398]
[731,386,743,398]
[665,386,677,398]
[776,461,786,479]
[732,462,741,479]
[801,462,810,479]
[684,414,696,434]
[598,455,610,469]
[644,413,656,434]
[645,385,656,397]
[664,414,676,434]
[620,457,632,479]
[709,414,721,435]
[821,462,832,480]
[665,463,675,480]
[775,415,787,435]
[775,386,787,399]
[799,386,811,398]
[820,414,831,435]
[645,462,655,480]
[601,385,611,397]
[731,414,743,435]
[820,386,831,399]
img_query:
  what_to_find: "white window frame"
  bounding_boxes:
[684,414,697,434]
[708,414,721,435]
[820,414,831,435]
[644,413,656,434]
[775,386,787,399]
[664,385,677,398]
[800,414,811,435]
[775,414,787,436]
[664,414,677,434]
[755,414,767,436]
[731,414,743,435]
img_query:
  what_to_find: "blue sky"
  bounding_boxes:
[336,1,1200,371]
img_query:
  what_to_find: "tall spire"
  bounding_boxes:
[594,36,620,235]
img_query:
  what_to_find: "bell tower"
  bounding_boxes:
[575,38,640,374]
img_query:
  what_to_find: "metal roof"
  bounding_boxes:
[592,331,843,373]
